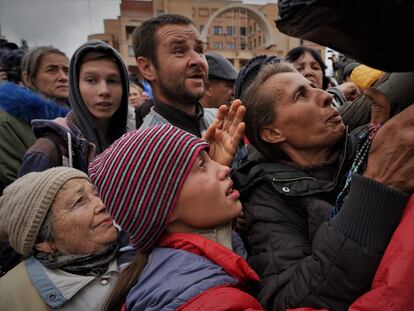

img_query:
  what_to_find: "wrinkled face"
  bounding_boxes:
[265,72,345,151]
[170,151,242,230]
[33,53,69,100]
[291,51,324,89]
[207,79,235,107]
[153,24,208,106]
[49,178,118,255]
[79,58,123,120]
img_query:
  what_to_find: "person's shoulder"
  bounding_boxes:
[140,109,168,129]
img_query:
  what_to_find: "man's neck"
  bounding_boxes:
[156,94,197,115]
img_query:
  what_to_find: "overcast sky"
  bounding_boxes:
[0,0,273,57]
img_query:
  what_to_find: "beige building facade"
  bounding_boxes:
[88,0,325,73]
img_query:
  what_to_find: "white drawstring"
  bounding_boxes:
[67,132,73,168]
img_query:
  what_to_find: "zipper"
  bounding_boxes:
[271,176,316,182]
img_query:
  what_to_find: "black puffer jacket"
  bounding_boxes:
[233,133,409,311]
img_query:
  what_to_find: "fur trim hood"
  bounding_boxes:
[0,82,69,123]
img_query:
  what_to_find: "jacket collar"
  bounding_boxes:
[25,256,118,308]
[159,232,259,284]
[153,99,204,137]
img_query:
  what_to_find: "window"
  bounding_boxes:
[227,42,235,50]
[240,43,248,50]
[125,25,135,40]
[128,45,134,57]
[198,8,209,17]
[213,42,223,49]
[213,26,223,35]
[226,26,235,35]
[240,27,246,36]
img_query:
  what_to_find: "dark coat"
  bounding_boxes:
[233,132,409,311]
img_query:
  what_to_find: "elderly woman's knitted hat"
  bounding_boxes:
[0,167,89,256]
[88,124,209,253]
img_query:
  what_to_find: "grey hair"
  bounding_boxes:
[37,207,54,243]
[21,46,67,88]
[242,61,297,161]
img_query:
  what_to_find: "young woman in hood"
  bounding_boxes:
[18,40,129,176]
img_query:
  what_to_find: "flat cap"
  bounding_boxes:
[206,52,237,81]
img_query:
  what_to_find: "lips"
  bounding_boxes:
[96,101,114,109]
[94,216,113,228]
[326,110,341,122]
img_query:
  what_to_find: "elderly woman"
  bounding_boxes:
[0,167,121,310]
[233,62,414,311]
[0,46,69,194]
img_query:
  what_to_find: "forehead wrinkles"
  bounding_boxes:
[157,26,200,44]
[262,76,288,104]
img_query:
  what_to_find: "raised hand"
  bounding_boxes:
[364,88,391,125]
[364,103,414,192]
[203,99,245,166]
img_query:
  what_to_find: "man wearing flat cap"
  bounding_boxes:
[201,52,238,108]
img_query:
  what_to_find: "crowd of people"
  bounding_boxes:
[0,11,413,311]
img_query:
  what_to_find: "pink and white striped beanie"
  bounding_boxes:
[88,124,209,252]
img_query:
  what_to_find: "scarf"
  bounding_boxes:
[196,223,233,251]
[35,241,119,276]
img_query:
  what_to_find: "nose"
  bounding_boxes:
[57,68,68,82]
[93,196,106,214]
[98,81,110,97]
[188,50,207,69]
[319,89,333,107]
[217,162,231,180]
[303,66,314,78]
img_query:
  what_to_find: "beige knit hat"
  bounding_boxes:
[0,167,89,256]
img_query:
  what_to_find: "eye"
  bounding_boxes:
[46,67,58,73]
[73,196,86,209]
[108,78,120,85]
[85,77,96,84]
[195,47,204,55]
[198,158,206,169]
[174,48,185,55]
[311,65,321,71]
[295,88,308,101]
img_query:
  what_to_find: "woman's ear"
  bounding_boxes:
[34,241,56,254]
[136,57,156,82]
[21,71,33,88]
[260,126,286,144]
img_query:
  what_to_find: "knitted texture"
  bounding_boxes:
[0,167,89,256]
[234,55,280,99]
[88,124,209,253]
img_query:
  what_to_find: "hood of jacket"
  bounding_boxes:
[0,82,69,123]
[69,40,129,153]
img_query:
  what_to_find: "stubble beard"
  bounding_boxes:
[158,74,205,108]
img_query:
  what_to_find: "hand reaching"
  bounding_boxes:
[203,99,245,166]
[338,81,361,102]
[364,103,414,192]
[364,88,391,125]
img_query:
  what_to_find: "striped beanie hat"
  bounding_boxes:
[89,124,209,252]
